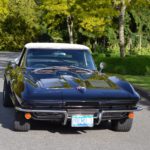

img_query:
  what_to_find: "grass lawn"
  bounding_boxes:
[120,75,150,91]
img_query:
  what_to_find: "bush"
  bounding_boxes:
[146,66,150,75]
[93,55,150,75]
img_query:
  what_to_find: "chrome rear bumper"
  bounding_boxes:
[15,106,142,125]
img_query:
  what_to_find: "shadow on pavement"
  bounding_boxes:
[0,92,14,130]
[139,99,150,111]
[31,120,110,134]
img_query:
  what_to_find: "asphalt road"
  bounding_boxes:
[0,52,150,150]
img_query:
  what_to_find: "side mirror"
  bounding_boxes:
[14,57,20,65]
[11,62,17,68]
[99,62,106,73]
[10,57,20,68]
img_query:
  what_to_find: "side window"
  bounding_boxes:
[18,48,27,67]
[84,51,96,69]
[84,52,91,67]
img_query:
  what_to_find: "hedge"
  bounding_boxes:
[93,54,150,75]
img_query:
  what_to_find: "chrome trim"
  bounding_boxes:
[95,106,143,125]
[96,113,102,125]
[15,107,67,113]
[15,107,68,125]
[15,106,142,126]
[63,113,68,125]
[102,106,143,113]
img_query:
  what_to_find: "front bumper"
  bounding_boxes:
[15,106,142,125]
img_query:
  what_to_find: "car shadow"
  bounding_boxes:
[139,99,150,111]
[31,120,111,134]
[0,91,149,133]
[0,92,15,130]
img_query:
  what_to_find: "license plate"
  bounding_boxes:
[71,115,94,127]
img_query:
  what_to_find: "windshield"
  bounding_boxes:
[26,49,96,70]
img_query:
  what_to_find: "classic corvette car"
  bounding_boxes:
[3,43,142,131]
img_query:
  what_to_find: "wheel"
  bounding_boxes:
[99,120,109,129]
[100,120,109,127]
[14,111,31,131]
[111,118,133,132]
[3,77,13,107]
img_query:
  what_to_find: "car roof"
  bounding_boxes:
[25,43,90,51]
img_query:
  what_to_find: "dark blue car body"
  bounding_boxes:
[3,43,142,131]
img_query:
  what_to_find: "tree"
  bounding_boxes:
[0,0,9,50]
[0,0,40,51]
[0,0,150,55]
[130,2,150,49]
[114,0,150,57]
[118,0,127,57]
[0,0,8,20]
[41,0,76,43]
[75,0,118,51]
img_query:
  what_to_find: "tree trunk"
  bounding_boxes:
[128,37,132,50]
[119,0,126,57]
[67,16,74,44]
[139,34,142,50]
[94,38,98,52]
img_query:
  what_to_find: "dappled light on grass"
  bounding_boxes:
[122,75,150,91]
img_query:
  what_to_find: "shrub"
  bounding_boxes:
[93,55,150,75]
[146,66,150,75]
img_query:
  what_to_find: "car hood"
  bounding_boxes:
[19,69,139,104]
[25,69,118,90]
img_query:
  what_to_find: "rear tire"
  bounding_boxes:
[111,118,133,132]
[3,78,13,107]
[14,111,31,132]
